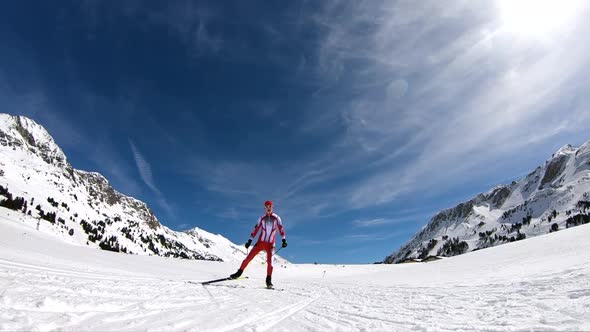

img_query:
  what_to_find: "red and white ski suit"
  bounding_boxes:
[239,212,286,276]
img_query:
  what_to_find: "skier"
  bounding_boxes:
[229,200,287,288]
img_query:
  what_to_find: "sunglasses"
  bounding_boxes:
[265,205,273,209]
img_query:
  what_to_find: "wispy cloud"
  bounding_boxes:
[129,140,160,194]
[352,209,438,228]
[171,0,590,225]
[352,218,393,228]
[290,231,406,247]
[139,1,590,231]
[295,0,590,209]
[342,232,404,242]
[353,218,406,228]
[129,140,175,217]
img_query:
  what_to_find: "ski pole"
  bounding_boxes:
[272,246,284,257]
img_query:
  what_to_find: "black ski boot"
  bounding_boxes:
[230,269,243,279]
[266,275,273,288]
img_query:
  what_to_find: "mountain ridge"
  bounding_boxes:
[385,138,590,263]
[0,113,284,265]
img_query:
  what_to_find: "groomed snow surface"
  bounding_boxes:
[1,211,590,332]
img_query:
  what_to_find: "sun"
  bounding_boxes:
[497,0,583,39]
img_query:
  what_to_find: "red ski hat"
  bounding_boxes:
[264,200,273,206]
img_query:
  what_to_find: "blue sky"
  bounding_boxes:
[2,1,590,264]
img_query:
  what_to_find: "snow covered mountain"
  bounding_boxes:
[0,113,282,264]
[385,140,590,263]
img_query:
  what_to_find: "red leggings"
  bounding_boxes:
[239,242,274,276]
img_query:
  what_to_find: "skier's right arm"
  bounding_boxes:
[250,217,262,239]
[244,219,261,249]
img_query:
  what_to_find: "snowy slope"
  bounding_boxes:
[385,140,590,263]
[1,211,589,331]
[0,113,285,265]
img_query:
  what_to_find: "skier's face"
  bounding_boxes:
[265,204,273,214]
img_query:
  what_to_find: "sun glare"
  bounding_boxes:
[497,0,582,39]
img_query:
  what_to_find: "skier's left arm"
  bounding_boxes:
[277,215,287,247]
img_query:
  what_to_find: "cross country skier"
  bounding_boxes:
[229,200,287,288]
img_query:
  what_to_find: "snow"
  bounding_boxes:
[2,212,590,331]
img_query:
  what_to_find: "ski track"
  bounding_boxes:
[2,259,590,332]
[2,217,590,331]
[0,258,158,282]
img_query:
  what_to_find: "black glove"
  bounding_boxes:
[282,239,288,248]
[245,239,252,249]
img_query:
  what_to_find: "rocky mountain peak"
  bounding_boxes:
[0,114,68,169]
[554,144,575,157]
